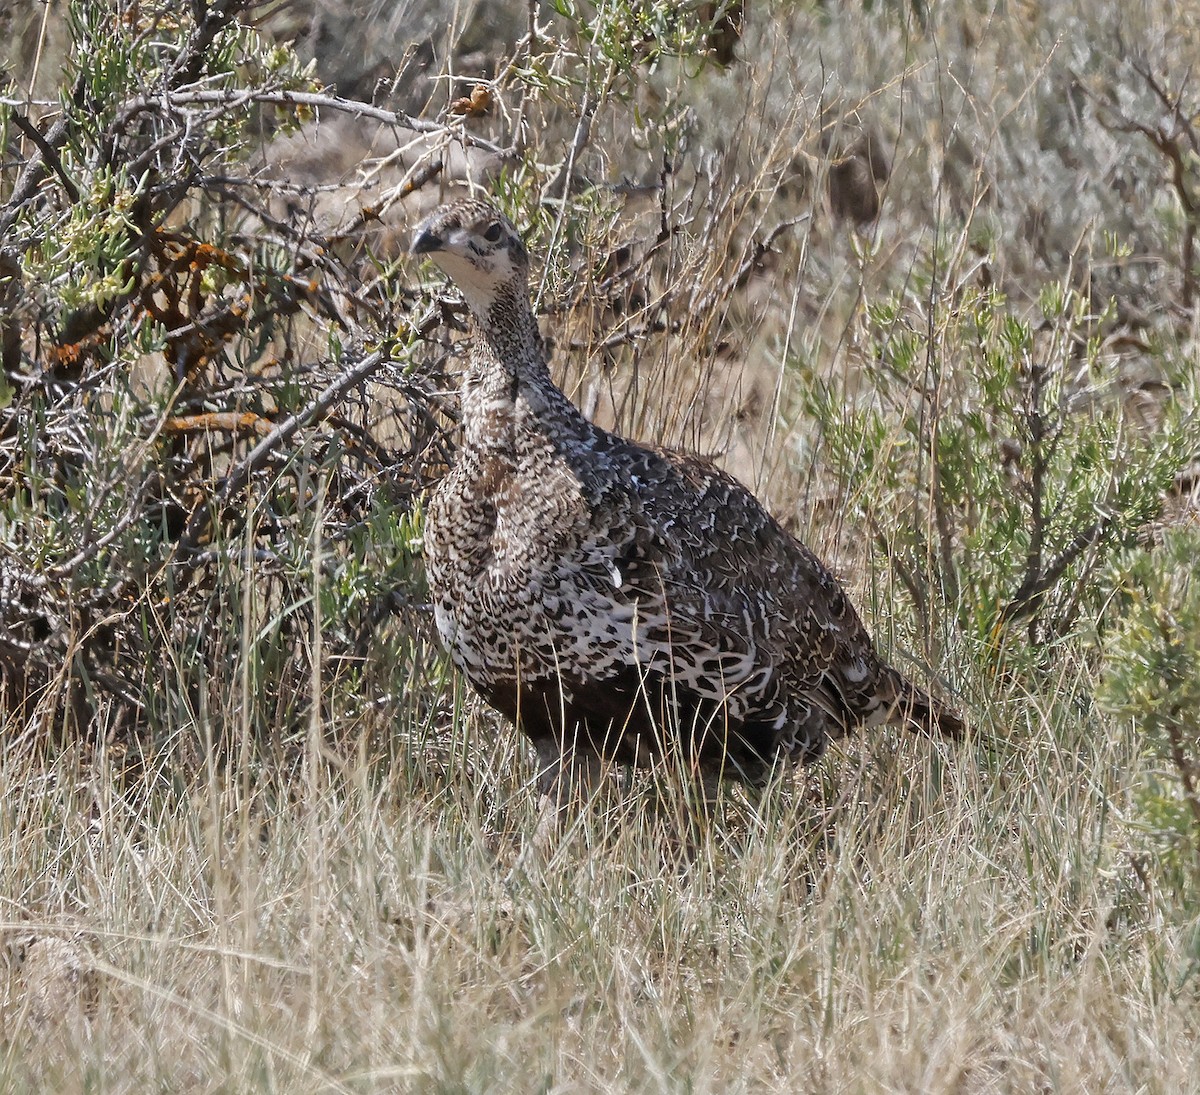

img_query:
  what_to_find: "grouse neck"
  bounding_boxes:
[460,293,589,451]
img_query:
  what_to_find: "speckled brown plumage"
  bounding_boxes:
[412,198,963,809]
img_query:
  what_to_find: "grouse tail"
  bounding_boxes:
[887,667,966,740]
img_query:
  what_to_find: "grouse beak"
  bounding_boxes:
[411,227,443,255]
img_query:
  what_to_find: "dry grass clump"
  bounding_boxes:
[2,0,1200,1090]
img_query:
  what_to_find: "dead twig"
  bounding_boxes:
[162,412,276,437]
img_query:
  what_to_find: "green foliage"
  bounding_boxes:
[12,0,315,327]
[807,275,1194,668]
[30,168,145,311]
[549,0,727,70]
[810,259,1200,904]
[1100,529,1200,897]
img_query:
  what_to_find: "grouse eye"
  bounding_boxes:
[482,221,504,243]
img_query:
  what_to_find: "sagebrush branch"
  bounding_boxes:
[0,74,86,235]
[175,349,387,557]
[146,87,509,157]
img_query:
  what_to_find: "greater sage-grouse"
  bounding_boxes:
[413,198,963,813]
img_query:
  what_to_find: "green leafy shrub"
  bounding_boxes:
[805,273,1194,679]
[0,1,436,750]
[1100,528,1200,898]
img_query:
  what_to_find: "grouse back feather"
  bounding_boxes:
[412,198,963,805]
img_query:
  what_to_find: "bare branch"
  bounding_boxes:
[175,349,388,556]
[8,111,80,203]
[147,87,509,156]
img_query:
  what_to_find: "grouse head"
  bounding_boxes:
[412,199,529,321]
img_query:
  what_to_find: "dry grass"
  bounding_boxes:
[1,675,1196,1092]
[3,0,1200,1090]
